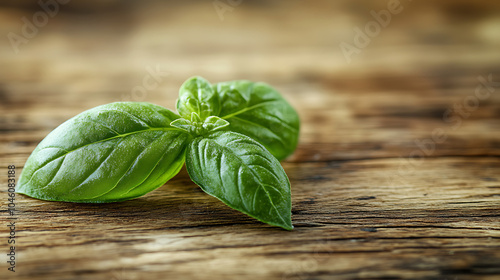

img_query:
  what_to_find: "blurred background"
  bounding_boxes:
[1,2,500,279]
[1,0,499,159]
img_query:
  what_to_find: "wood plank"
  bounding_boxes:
[1,1,500,279]
[2,158,499,280]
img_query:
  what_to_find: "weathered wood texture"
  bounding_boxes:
[1,1,500,279]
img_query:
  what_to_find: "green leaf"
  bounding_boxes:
[190,112,202,123]
[170,115,229,136]
[177,76,220,120]
[202,116,229,132]
[170,118,193,134]
[17,102,190,203]
[214,81,300,161]
[185,131,293,230]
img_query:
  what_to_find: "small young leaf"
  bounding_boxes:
[214,81,300,160]
[170,118,193,133]
[177,76,220,120]
[17,102,190,202]
[185,131,293,230]
[202,116,229,132]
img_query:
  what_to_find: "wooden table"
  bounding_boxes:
[1,1,499,279]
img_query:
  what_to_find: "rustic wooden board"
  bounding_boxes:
[1,1,500,279]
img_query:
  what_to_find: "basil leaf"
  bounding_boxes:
[170,115,229,136]
[185,131,293,230]
[202,116,230,132]
[17,102,190,203]
[177,76,220,120]
[214,81,300,161]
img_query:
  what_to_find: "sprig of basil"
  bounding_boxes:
[18,76,299,230]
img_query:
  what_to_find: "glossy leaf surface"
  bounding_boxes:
[177,76,220,120]
[185,131,293,230]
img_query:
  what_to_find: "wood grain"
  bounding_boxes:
[1,1,499,279]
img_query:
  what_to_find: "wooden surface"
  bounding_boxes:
[1,1,500,279]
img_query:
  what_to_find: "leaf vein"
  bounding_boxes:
[26,128,180,185]
[67,138,123,194]
[255,111,299,132]
[229,116,287,147]
[220,100,282,120]
[209,136,288,227]
[38,156,66,189]
[99,108,152,128]
[247,164,284,192]
[236,165,248,210]
[84,119,121,136]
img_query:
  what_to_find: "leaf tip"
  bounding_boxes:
[281,223,294,231]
